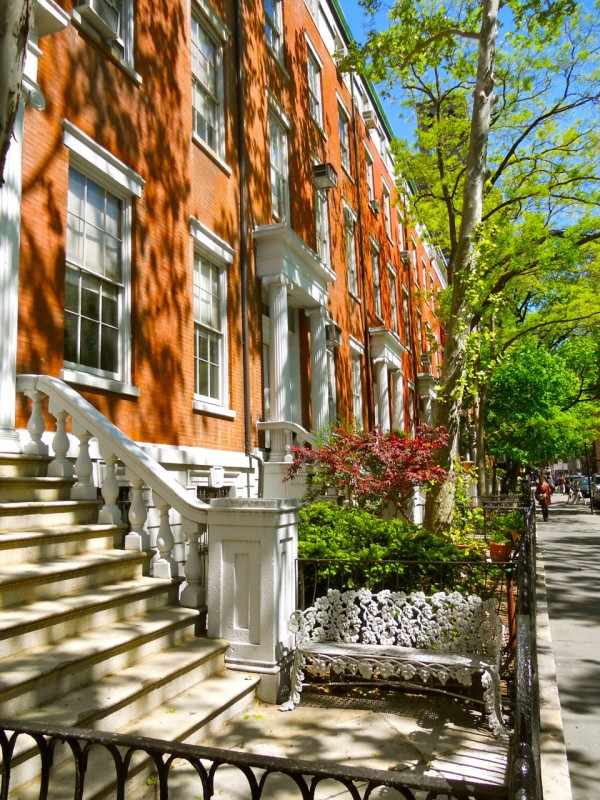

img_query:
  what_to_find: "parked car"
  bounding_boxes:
[591,474,600,507]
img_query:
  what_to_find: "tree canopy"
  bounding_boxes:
[350,0,600,526]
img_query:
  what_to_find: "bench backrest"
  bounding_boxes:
[290,588,503,659]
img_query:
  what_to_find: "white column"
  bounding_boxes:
[306,307,328,433]
[0,100,25,453]
[373,358,390,432]
[265,276,290,460]
[392,368,405,431]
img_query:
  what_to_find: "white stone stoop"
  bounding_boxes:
[0,454,259,799]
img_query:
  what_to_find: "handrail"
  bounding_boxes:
[16,374,209,524]
[256,420,317,447]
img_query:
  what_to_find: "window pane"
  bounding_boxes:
[80,317,99,368]
[81,279,100,320]
[64,311,78,363]
[101,325,118,372]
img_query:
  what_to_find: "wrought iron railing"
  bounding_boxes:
[0,718,509,800]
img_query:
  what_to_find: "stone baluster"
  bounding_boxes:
[47,405,74,478]
[71,426,97,500]
[98,450,122,524]
[124,476,148,551]
[152,494,176,579]
[23,389,48,456]
[180,520,207,608]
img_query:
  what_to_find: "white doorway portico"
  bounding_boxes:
[254,224,335,492]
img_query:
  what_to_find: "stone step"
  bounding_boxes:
[0,476,75,503]
[0,549,149,609]
[0,605,201,718]
[0,498,101,531]
[11,668,260,800]
[0,453,51,479]
[0,575,178,659]
[0,523,123,566]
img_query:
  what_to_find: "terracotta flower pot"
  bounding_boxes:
[489,541,512,562]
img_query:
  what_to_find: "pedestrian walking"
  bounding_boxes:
[535,476,552,521]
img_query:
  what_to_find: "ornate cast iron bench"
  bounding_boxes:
[280,588,508,738]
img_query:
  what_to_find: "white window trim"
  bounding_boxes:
[71,0,139,82]
[370,235,382,320]
[265,0,284,63]
[343,202,360,300]
[61,121,144,396]
[191,2,229,162]
[190,217,236,419]
[382,179,393,240]
[388,261,398,333]
[267,100,290,224]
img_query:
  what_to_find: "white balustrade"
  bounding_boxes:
[47,406,73,478]
[71,426,96,500]
[152,495,176,579]
[125,476,148,551]
[23,389,48,456]
[98,450,122,525]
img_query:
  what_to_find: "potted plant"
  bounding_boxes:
[488,530,513,561]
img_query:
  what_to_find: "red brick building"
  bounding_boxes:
[1,0,446,502]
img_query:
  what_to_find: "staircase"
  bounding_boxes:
[0,452,260,798]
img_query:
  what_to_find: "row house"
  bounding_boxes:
[1,0,446,505]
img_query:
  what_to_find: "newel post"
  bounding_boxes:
[206,498,298,704]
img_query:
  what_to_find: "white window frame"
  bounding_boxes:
[326,345,337,425]
[350,337,364,428]
[402,285,411,350]
[72,0,136,74]
[315,185,330,267]
[388,263,398,333]
[190,217,235,418]
[62,121,144,397]
[382,181,392,239]
[338,103,351,174]
[268,105,290,223]
[343,204,359,298]
[264,0,284,62]
[364,145,375,202]
[370,237,382,319]
[192,2,229,161]
[306,44,323,128]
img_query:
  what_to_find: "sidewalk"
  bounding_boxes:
[536,492,600,800]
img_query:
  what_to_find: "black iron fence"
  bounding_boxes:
[0,718,508,800]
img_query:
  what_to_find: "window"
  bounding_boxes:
[65,168,122,378]
[264,0,283,61]
[307,50,323,127]
[315,188,330,266]
[326,347,337,425]
[62,121,144,395]
[402,286,411,349]
[351,349,363,426]
[269,110,289,222]
[382,183,392,238]
[73,0,134,69]
[408,384,416,436]
[338,105,351,173]
[192,13,224,157]
[388,264,398,332]
[190,218,235,415]
[370,239,382,319]
[194,256,223,401]
[344,206,359,297]
[365,147,374,201]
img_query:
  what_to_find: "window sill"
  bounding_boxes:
[61,368,141,398]
[192,134,232,176]
[192,399,236,419]
[266,45,290,80]
[349,291,361,304]
[71,12,142,86]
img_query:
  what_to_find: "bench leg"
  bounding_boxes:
[482,667,509,739]
[278,652,305,712]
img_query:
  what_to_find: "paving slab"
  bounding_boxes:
[536,493,600,800]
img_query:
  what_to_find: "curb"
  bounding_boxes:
[535,543,573,800]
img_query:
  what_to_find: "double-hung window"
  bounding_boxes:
[365,147,375,202]
[63,122,144,395]
[350,339,364,427]
[338,105,351,174]
[265,0,283,61]
[269,109,289,222]
[191,218,235,416]
[388,263,398,332]
[73,0,134,70]
[382,182,392,238]
[192,5,227,159]
[307,49,323,127]
[315,187,330,266]
[402,286,411,349]
[370,238,382,319]
[343,205,359,297]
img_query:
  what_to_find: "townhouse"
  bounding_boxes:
[1,0,446,503]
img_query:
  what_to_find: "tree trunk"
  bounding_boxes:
[0,0,34,185]
[424,0,499,531]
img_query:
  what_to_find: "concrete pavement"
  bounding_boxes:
[536,492,600,800]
